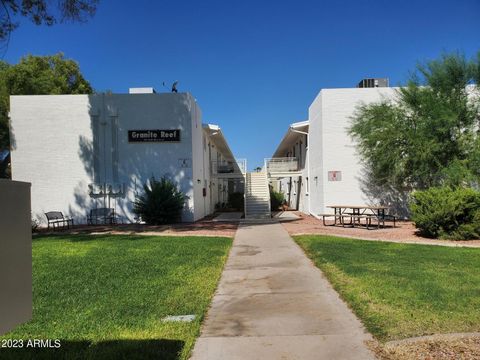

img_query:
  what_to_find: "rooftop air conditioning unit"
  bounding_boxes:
[357,78,389,88]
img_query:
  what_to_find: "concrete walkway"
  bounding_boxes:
[190,222,375,360]
[212,212,243,222]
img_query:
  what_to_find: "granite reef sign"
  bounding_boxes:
[128,129,181,142]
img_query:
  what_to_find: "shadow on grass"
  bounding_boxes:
[33,221,239,238]
[0,339,184,360]
[32,233,149,243]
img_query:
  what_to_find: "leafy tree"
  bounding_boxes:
[0,61,9,153]
[0,0,98,44]
[3,53,93,95]
[0,53,92,177]
[349,52,480,209]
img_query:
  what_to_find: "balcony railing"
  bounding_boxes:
[264,157,299,174]
[211,158,247,177]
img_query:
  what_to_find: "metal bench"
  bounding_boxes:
[87,208,117,225]
[44,211,74,230]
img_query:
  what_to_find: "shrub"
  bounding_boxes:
[228,192,244,211]
[270,189,285,211]
[133,177,186,225]
[409,186,480,239]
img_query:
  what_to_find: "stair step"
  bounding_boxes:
[245,171,270,216]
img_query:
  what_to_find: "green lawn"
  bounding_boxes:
[294,235,480,342]
[0,234,232,360]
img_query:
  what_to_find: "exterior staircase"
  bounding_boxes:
[245,171,271,219]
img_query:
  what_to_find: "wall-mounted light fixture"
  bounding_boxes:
[197,179,201,184]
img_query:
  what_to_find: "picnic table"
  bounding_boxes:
[321,205,395,229]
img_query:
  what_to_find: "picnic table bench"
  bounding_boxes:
[320,205,396,229]
[44,211,74,230]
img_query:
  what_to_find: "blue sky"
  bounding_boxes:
[4,0,480,169]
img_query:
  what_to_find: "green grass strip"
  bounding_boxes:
[1,234,232,360]
[294,235,480,342]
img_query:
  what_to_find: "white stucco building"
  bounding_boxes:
[271,80,397,216]
[9,89,242,224]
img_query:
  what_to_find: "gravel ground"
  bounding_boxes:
[281,212,480,248]
[36,220,239,238]
[368,333,480,360]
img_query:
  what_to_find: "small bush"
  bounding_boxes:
[270,189,285,211]
[133,177,186,225]
[228,192,244,211]
[409,186,480,239]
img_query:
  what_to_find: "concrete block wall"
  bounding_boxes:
[10,93,202,224]
[308,87,397,214]
[109,93,197,222]
[307,91,325,215]
[10,95,95,225]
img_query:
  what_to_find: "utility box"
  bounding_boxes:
[0,179,32,335]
